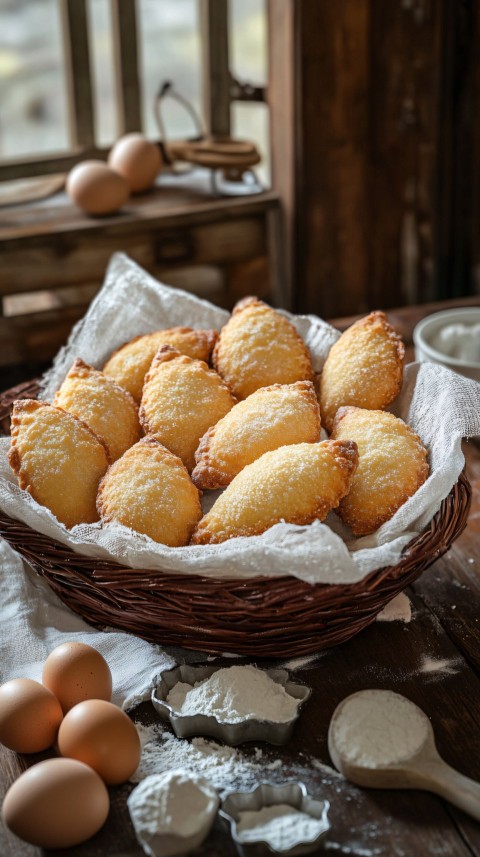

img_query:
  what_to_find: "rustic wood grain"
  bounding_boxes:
[0,149,107,183]
[269,0,371,318]
[0,218,265,294]
[0,181,280,366]
[267,0,295,309]
[412,439,480,676]
[267,1,479,317]
[369,0,439,308]
[433,0,479,301]
[110,0,142,134]
[200,0,231,138]
[60,0,95,148]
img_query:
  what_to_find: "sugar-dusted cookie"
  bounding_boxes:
[140,346,236,471]
[191,381,321,489]
[320,311,405,433]
[190,439,358,545]
[8,400,110,528]
[54,358,141,462]
[331,406,429,536]
[97,437,201,546]
[212,297,314,400]
[102,327,218,403]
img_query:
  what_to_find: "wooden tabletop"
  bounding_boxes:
[1,299,480,856]
[0,170,279,244]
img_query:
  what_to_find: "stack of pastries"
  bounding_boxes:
[8,298,429,547]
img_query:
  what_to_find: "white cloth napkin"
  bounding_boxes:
[0,539,174,708]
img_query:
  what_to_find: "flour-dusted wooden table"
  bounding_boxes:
[0,299,479,857]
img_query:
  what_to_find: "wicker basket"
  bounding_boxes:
[0,380,472,657]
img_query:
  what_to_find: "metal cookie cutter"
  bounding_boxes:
[220,782,330,857]
[151,664,311,746]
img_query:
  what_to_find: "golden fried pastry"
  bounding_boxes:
[8,400,110,528]
[331,406,429,536]
[212,297,314,400]
[320,311,405,433]
[97,437,201,546]
[54,358,141,462]
[192,381,321,489]
[102,326,218,403]
[191,439,358,545]
[140,346,236,471]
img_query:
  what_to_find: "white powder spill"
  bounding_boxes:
[325,845,383,856]
[131,720,408,857]
[376,593,412,624]
[134,723,269,793]
[419,656,461,676]
[236,804,326,850]
[166,665,300,724]
[311,758,343,778]
[280,653,325,671]
[133,721,339,796]
[330,690,429,768]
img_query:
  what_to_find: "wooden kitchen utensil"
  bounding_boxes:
[328,689,480,822]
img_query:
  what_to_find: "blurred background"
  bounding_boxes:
[0,0,269,180]
[0,0,479,373]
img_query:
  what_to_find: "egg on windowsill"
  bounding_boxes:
[108,132,163,193]
[66,159,130,215]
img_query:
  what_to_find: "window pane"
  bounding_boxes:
[88,0,117,147]
[137,0,203,141]
[229,0,267,84]
[0,0,70,160]
[232,102,270,188]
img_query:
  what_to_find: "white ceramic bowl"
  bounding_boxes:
[413,307,480,382]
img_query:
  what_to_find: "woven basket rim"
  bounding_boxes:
[0,377,472,656]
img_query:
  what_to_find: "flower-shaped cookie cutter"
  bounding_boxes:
[219,782,330,856]
[151,664,311,746]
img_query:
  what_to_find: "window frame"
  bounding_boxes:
[0,0,266,182]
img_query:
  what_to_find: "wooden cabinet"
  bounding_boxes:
[0,173,284,367]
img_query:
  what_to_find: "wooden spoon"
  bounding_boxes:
[328,689,480,822]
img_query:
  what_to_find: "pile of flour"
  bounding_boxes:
[236,804,326,850]
[128,770,218,856]
[166,665,300,724]
[133,721,339,795]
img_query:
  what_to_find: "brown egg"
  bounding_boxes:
[66,160,130,215]
[57,699,141,784]
[2,757,109,848]
[0,678,63,753]
[108,132,162,192]
[42,642,112,714]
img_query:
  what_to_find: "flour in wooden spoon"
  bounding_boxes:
[166,665,300,723]
[331,690,429,768]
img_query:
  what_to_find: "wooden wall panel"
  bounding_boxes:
[293,0,371,318]
[433,0,478,300]
[369,0,440,308]
[269,0,480,317]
